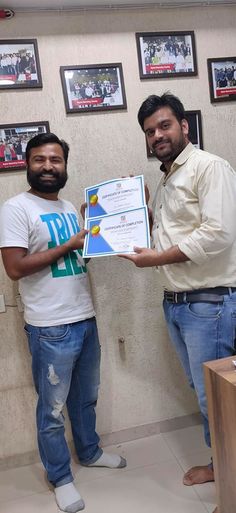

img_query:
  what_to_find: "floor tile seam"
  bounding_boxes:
[191,483,217,507]
[0,489,52,506]
[74,457,179,485]
[160,432,208,459]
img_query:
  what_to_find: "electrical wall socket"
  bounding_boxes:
[15,294,24,313]
[0,294,6,313]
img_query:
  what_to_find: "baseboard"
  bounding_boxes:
[0,412,202,471]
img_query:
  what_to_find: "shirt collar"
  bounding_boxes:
[160,142,195,175]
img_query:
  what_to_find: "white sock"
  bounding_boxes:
[87,451,127,469]
[55,482,85,512]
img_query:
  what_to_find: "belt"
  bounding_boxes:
[164,287,236,304]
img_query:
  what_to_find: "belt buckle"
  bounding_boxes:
[166,291,177,303]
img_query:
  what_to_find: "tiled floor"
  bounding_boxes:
[0,425,217,513]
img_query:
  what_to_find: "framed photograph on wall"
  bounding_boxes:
[0,39,42,89]
[146,110,203,158]
[207,57,236,103]
[0,121,50,171]
[60,63,127,113]
[136,31,197,79]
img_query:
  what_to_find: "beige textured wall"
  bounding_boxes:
[0,4,236,461]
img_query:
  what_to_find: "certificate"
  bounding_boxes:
[83,206,150,258]
[85,175,145,218]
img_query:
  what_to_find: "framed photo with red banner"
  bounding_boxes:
[136,31,197,79]
[146,110,203,158]
[207,57,236,103]
[0,39,42,89]
[0,121,50,171]
[60,63,127,113]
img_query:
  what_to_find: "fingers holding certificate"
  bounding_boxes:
[82,176,151,258]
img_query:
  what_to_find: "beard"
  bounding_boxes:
[27,167,68,193]
[151,133,187,163]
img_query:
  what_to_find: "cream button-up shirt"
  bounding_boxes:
[152,142,236,291]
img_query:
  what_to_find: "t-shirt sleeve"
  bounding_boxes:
[0,202,29,249]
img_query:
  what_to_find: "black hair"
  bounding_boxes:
[26,132,69,164]
[138,92,186,131]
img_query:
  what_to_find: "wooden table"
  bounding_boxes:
[204,356,236,513]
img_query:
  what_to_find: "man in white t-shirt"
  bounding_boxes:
[0,133,126,513]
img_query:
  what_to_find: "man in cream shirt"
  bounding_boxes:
[121,93,236,504]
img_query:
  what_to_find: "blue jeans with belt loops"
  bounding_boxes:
[163,290,236,448]
[24,317,102,487]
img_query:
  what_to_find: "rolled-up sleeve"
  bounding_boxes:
[178,160,236,264]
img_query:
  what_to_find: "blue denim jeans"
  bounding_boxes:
[24,317,102,487]
[163,291,236,448]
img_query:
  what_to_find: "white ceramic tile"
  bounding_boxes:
[0,463,47,503]
[0,491,58,513]
[0,428,216,513]
[73,434,175,483]
[78,459,209,513]
[162,425,211,458]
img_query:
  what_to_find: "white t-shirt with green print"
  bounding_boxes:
[0,192,95,326]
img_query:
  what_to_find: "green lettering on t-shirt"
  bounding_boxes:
[48,241,87,277]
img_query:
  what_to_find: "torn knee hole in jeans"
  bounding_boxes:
[47,364,60,385]
[52,400,64,419]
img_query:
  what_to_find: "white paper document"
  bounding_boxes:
[83,176,150,257]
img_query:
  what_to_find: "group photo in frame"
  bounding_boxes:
[207,57,236,103]
[136,31,197,79]
[0,121,50,171]
[146,110,203,159]
[60,63,127,113]
[0,39,42,89]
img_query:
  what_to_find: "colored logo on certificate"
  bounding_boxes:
[90,225,100,236]
[89,194,98,206]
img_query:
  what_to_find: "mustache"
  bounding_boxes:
[153,139,170,149]
[34,170,61,178]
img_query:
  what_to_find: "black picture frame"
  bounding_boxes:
[136,31,197,79]
[0,121,50,171]
[207,57,236,103]
[60,63,127,114]
[146,110,203,159]
[0,39,42,89]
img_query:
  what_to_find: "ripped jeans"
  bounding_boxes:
[24,317,102,486]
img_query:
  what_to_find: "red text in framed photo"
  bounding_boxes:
[0,39,42,90]
[0,121,50,171]
[60,63,127,113]
[207,57,236,103]
[146,110,203,159]
[136,31,197,80]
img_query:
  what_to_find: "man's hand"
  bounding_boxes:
[119,245,189,268]
[119,247,158,267]
[66,229,88,251]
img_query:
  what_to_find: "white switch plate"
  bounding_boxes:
[0,294,6,313]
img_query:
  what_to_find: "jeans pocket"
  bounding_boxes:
[39,324,70,341]
[187,301,222,318]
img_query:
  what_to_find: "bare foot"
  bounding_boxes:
[212,508,219,513]
[183,465,214,485]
